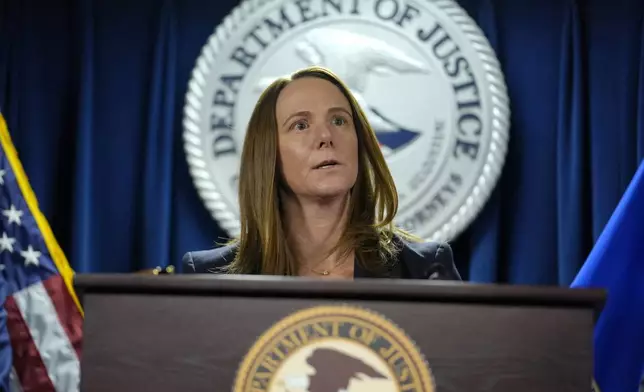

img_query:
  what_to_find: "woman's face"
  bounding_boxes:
[275,77,359,200]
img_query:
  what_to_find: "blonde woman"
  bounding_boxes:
[183,66,461,281]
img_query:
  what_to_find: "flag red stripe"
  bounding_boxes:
[5,295,56,392]
[42,275,83,361]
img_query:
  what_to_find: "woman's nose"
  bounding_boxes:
[316,124,333,149]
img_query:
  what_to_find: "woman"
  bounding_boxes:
[183,65,461,281]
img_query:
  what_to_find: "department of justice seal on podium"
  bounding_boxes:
[233,305,435,392]
[183,0,510,241]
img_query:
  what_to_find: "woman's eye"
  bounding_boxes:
[332,116,347,126]
[292,120,308,131]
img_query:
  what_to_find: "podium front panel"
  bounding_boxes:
[76,275,602,392]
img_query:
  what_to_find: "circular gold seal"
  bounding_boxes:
[233,305,435,392]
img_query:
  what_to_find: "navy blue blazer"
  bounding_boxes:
[182,237,462,281]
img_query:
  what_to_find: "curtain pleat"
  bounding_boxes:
[458,0,502,283]
[556,0,590,285]
[0,0,22,135]
[138,0,177,270]
[637,17,644,164]
[71,0,95,273]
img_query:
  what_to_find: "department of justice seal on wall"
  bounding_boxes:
[183,0,510,241]
[233,305,435,392]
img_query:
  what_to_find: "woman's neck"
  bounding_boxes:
[281,193,353,273]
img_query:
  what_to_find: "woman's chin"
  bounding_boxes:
[309,185,352,200]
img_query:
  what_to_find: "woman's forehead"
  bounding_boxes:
[276,77,351,115]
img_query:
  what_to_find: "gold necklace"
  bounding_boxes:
[310,256,351,276]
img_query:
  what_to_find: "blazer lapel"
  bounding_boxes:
[353,255,403,279]
[398,242,431,279]
[355,236,434,279]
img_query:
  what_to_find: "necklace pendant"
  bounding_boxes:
[322,270,329,276]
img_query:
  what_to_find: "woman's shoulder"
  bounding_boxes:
[182,243,238,274]
[396,237,462,281]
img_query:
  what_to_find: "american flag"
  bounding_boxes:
[0,114,83,392]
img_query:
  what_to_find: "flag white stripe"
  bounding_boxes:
[9,367,23,392]
[13,281,80,392]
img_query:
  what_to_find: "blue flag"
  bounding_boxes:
[571,159,644,392]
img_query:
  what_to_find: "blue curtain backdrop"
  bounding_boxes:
[1,0,643,284]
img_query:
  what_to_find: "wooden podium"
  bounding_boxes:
[74,274,604,392]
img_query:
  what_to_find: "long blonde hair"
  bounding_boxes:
[224,65,419,275]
